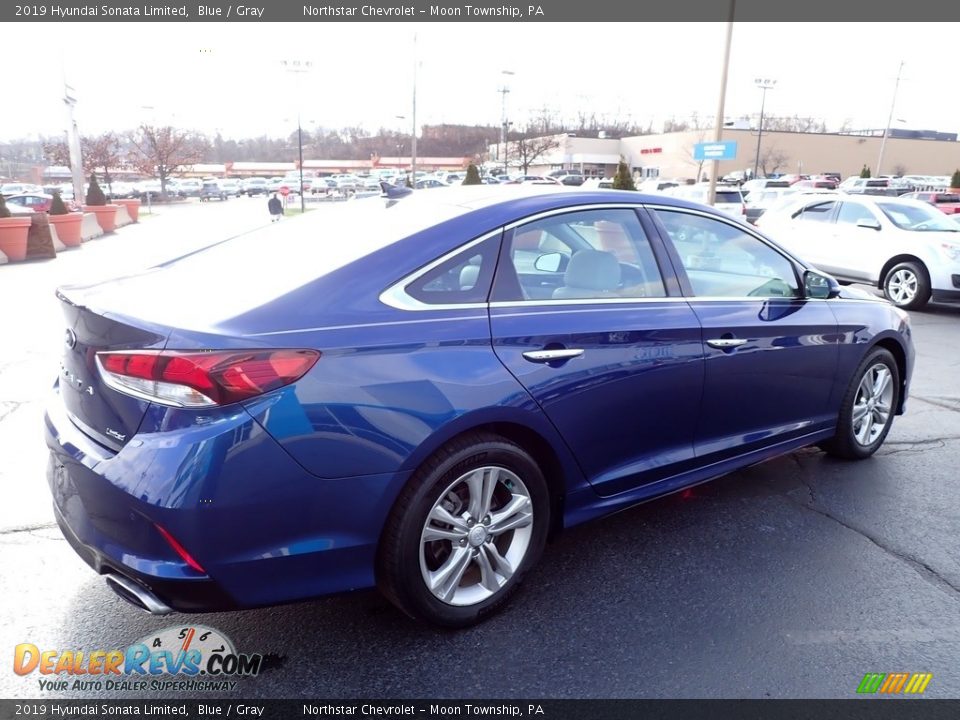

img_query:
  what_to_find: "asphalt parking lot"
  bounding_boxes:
[1,200,959,699]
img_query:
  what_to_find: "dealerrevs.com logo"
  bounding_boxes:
[14,625,262,692]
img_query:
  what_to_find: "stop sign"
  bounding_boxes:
[280,186,290,197]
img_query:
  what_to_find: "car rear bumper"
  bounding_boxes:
[44,386,409,612]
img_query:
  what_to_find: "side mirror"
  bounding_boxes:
[804,270,840,299]
[855,218,881,231]
[534,252,564,273]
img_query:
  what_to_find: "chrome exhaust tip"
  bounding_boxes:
[105,574,173,615]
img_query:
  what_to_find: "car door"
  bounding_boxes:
[649,206,840,461]
[488,206,705,497]
[829,200,889,282]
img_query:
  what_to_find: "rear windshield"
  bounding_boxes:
[716,191,743,203]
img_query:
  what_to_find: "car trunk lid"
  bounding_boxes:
[57,287,169,451]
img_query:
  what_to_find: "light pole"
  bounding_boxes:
[281,59,312,213]
[395,115,406,175]
[706,2,735,207]
[753,77,776,179]
[498,70,514,175]
[876,61,905,178]
[62,83,84,204]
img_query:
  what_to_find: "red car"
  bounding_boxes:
[5,193,54,213]
[900,191,960,214]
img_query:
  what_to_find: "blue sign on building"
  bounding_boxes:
[693,141,738,161]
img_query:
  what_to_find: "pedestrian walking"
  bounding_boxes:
[268,193,283,222]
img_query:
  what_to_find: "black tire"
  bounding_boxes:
[377,432,550,628]
[821,347,900,460]
[882,261,930,310]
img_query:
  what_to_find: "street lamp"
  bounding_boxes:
[280,58,312,213]
[753,77,776,179]
[395,115,406,175]
[498,70,514,174]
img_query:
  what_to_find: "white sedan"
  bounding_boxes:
[757,194,960,310]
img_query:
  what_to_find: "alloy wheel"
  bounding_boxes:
[852,363,895,446]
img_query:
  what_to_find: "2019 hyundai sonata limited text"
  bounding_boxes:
[45,187,914,627]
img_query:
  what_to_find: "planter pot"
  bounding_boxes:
[83,204,120,233]
[114,198,141,222]
[0,216,32,262]
[48,212,84,247]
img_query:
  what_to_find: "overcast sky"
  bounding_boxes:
[4,22,956,142]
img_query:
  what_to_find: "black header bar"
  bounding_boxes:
[5,0,960,22]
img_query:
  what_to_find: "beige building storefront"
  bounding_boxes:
[620,129,960,182]
[520,130,960,182]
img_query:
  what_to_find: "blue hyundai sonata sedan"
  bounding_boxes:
[46,187,914,627]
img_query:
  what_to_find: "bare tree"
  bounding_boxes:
[128,125,207,196]
[682,129,710,182]
[44,132,122,188]
[759,146,789,176]
[508,132,561,174]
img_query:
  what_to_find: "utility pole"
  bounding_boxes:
[411,33,418,189]
[498,70,514,175]
[707,1,736,206]
[62,82,84,204]
[876,60,904,178]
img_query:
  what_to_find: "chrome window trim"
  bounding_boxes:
[379,202,831,312]
[378,228,503,312]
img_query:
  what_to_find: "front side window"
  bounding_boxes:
[495,208,667,302]
[654,209,800,298]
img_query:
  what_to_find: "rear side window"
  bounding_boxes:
[404,235,500,305]
[793,201,837,222]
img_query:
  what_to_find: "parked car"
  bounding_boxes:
[664,184,747,220]
[555,174,586,186]
[414,178,448,189]
[4,192,54,213]
[45,187,913,627]
[241,178,269,196]
[740,178,791,194]
[757,194,960,309]
[199,181,228,201]
[743,187,799,224]
[899,191,960,214]
[176,179,203,198]
[838,177,897,196]
[792,179,839,190]
[1,182,42,197]
[218,179,243,197]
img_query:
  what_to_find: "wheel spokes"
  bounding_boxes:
[465,467,499,521]
[429,547,472,603]
[488,495,533,536]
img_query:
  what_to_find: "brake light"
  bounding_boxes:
[96,349,320,407]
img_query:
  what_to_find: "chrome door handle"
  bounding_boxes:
[706,338,748,349]
[522,349,585,363]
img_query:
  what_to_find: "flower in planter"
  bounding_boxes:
[49,191,70,215]
[86,174,108,206]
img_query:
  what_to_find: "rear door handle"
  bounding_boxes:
[706,338,748,349]
[522,349,585,363]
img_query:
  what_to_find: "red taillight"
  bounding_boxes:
[154,523,206,574]
[97,349,320,407]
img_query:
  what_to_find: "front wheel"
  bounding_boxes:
[821,347,900,460]
[883,261,930,310]
[377,433,550,628]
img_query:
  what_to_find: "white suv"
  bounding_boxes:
[757,194,960,310]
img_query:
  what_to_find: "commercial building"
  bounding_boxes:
[511,129,960,181]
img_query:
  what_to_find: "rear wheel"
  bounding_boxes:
[883,261,930,310]
[377,433,549,628]
[821,347,900,460]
